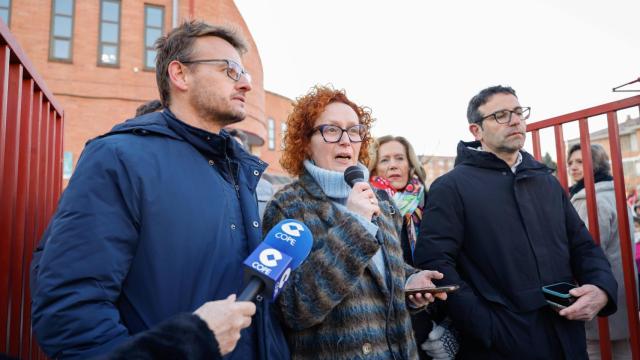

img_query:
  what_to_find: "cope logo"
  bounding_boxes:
[252,248,282,275]
[275,222,305,246]
[281,222,305,237]
[259,248,283,267]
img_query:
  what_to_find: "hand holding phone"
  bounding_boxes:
[542,282,577,312]
[405,285,460,298]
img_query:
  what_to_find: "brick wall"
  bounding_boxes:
[7,0,269,179]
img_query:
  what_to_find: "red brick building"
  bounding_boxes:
[420,154,455,188]
[2,0,292,181]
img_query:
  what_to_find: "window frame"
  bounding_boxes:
[143,4,165,71]
[97,0,122,67]
[280,122,287,150]
[268,118,275,150]
[0,0,11,27]
[48,0,75,63]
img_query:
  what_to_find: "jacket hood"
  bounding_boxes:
[109,111,181,139]
[454,140,551,175]
[98,110,266,170]
[571,180,615,200]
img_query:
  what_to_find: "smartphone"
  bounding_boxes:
[405,285,460,297]
[542,282,577,309]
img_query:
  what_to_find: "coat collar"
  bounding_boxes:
[454,140,550,176]
[97,109,267,174]
[571,180,615,200]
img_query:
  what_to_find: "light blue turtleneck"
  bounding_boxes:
[303,159,387,282]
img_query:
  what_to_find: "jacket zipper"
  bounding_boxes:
[226,155,240,199]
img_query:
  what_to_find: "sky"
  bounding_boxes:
[234,0,640,157]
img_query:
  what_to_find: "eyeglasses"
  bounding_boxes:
[180,58,252,83]
[311,124,368,143]
[479,107,531,124]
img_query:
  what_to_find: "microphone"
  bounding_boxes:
[344,165,383,231]
[237,219,313,302]
[344,165,365,187]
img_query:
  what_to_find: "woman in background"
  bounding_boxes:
[568,143,637,360]
[370,136,457,360]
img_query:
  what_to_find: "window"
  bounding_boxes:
[268,118,275,150]
[98,0,121,65]
[631,134,638,152]
[63,151,73,179]
[621,135,633,152]
[280,122,287,150]
[623,161,634,177]
[0,0,10,26]
[49,0,74,61]
[144,5,164,69]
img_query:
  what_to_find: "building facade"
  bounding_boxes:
[420,154,455,188]
[2,0,293,181]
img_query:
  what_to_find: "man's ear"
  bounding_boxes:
[469,123,483,141]
[168,60,189,92]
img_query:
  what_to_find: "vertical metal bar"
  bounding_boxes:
[18,80,35,360]
[37,102,50,238]
[14,77,33,358]
[607,111,640,359]
[46,108,56,219]
[0,46,10,200]
[0,46,10,353]
[5,63,24,357]
[53,112,64,206]
[578,118,613,360]
[24,90,43,360]
[1,62,23,354]
[531,130,542,160]
[554,124,568,191]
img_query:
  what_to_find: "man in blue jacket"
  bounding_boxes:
[31,20,289,359]
[414,85,617,359]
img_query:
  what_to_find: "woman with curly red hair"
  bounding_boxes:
[263,85,446,359]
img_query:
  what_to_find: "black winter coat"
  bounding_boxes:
[107,313,221,359]
[414,141,617,360]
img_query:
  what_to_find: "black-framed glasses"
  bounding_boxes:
[180,58,252,83]
[311,124,368,143]
[479,106,531,124]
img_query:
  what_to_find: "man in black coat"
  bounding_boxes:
[414,85,617,359]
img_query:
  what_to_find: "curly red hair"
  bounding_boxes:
[280,85,374,176]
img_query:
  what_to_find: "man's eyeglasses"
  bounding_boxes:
[479,107,531,124]
[180,58,252,83]
[311,124,368,143]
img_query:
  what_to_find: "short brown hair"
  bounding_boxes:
[154,20,248,107]
[369,135,427,185]
[567,143,611,176]
[280,85,374,176]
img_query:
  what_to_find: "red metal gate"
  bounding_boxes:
[528,95,640,360]
[0,19,63,359]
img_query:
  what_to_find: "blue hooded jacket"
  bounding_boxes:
[31,110,290,359]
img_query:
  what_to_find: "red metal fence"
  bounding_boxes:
[528,95,640,360]
[0,19,64,359]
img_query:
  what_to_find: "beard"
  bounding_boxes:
[190,87,246,128]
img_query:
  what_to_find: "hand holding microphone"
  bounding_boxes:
[193,219,312,356]
[193,294,255,355]
[344,166,380,221]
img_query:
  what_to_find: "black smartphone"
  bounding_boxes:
[405,285,460,298]
[542,282,577,309]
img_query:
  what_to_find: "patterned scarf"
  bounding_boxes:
[370,175,425,255]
